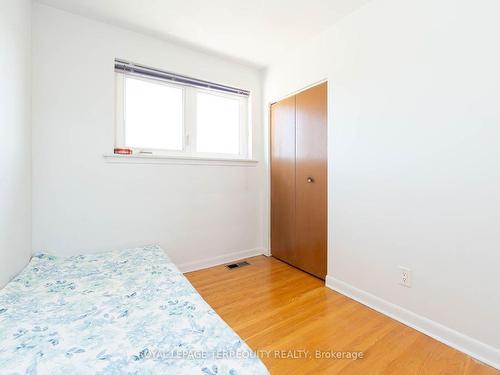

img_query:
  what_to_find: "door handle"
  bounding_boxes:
[307,177,314,183]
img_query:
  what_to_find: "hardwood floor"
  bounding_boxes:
[185,255,498,375]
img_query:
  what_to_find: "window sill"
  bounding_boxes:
[103,153,258,166]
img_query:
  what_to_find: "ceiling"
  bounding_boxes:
[36,0,371,68]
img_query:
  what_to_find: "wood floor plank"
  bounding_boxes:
[185,256,498,375]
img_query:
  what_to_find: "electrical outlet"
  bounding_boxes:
[398,266,412,287]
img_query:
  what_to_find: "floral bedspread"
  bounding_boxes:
[0,245,269,375]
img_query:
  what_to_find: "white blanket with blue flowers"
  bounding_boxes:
[0,245,269,375]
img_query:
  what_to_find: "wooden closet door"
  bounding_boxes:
[295,82,327,279]
[270,96,296,265]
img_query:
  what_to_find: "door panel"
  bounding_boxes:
[295,82,328,279]
[270,96,296,265]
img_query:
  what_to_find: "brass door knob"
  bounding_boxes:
[307,177,314,183]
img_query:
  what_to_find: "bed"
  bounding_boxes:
[0,245,269,374]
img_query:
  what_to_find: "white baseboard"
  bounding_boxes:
[326,276,500,370]
[177,248,267,273]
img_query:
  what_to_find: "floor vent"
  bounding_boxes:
[226,261,250,270]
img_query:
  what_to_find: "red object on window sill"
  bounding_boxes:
[114,148,133,155]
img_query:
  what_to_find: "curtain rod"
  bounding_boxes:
[114,59,250,97]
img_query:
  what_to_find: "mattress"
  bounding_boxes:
[0,245,269,375]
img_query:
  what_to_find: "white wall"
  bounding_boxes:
[32,4,266,271]
[0,0,32,288]
[265,0,500,368]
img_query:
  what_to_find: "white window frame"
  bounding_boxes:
[115,73,251,160]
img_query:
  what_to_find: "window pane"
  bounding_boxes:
[196,92,240,154]
[124,77,183,150]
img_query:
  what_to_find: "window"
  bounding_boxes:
[115,60,250,159]
[196,92,241,154]
[124,77,183,151]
